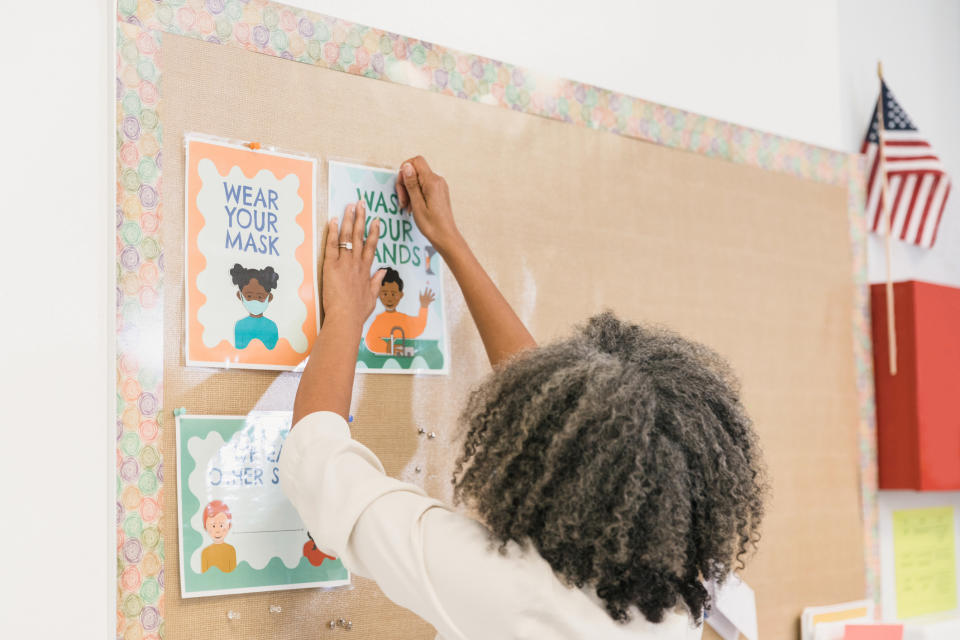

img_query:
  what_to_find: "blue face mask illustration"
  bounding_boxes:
[242,297,270,316]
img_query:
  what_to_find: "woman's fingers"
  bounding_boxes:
[400,162,427,213]
[369,268,388,298]
[361,217,380,266]
[352,200,367,251]
[339,203,356,250]
[409,155,434,180]
[324,219,339,265]
[395,176,409,209]
[397,155,435,212]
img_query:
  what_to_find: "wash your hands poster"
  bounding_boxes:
[184,135,319,370]
[176,412,350,597]
[328,161,449,375]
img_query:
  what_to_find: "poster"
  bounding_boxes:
[327,161,449,375]
[892,506,958,618]
[184,135,319,370]
[176,412,350,597]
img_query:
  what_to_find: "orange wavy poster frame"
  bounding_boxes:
[185,137,318,370]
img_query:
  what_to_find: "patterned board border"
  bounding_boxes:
[115,1,878,637]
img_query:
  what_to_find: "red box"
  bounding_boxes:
[871,280,960,490]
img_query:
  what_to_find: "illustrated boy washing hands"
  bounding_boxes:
[364,267,435,354]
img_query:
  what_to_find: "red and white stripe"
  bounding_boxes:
[863,130,951,249]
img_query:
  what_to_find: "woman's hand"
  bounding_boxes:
[395,156,462,255]
[321,200,386,327]
[395,154,536,367]
[293,202,384,424]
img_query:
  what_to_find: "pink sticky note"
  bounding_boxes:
[843,624,904,640]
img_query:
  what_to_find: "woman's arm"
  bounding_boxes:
[292,201,385,425]
[396,156,536,367]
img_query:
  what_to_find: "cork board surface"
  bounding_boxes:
[160,33,865,639]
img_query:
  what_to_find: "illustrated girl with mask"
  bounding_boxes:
[230,264,280,350]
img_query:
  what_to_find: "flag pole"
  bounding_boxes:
[876,61,897,375]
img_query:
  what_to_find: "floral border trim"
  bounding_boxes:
[846,155,879,611]
[116,18,165,640]
[115,1,878,637]
[119,0,852,184]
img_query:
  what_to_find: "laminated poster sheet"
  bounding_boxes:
[184,135,319,370]
[175,412,350,597]
[327,160,449,375]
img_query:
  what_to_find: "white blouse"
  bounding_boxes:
[280,411,704,640]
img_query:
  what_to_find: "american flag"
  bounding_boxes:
[862,81,951,249]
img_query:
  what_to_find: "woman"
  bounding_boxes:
[281,157,766,639]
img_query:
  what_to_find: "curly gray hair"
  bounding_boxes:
[453,311,767,624]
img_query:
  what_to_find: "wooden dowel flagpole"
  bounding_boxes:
[876,61,897,375]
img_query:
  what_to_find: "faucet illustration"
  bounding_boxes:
[389,326,406,356]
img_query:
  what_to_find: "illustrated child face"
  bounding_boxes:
[379,281,403,310]
[237,278,273,303]
[237,278,273,317]
[205,512,231,543]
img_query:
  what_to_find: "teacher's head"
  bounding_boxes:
[453,311,767,625]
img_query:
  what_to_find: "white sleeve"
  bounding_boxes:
[279,411,476,639]
[278,411,650,640]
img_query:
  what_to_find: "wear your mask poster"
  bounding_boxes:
[175,412,350,597]
[328,160,449,375]
[184,135,319,370]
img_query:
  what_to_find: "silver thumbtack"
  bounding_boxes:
[338,617,347,627]
[417,426,425,435]
[415,465,422,473]
[269,604,282,613]
[345,621,353,630]
[226,610,239,620]
[427,432,436,439]
[328,620,336,629]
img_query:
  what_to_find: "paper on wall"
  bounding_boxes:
[842,624,903,640]
[175,412,350,597]
[327,160,449,375]
[706,576,758,640]
[706,606,740,640]
[184,134,320,370]
[801,600,874,640]
[892,506,958,618]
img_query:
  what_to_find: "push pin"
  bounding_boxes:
[244,141,261,150]
[269,604,282,614]
[328,620,336,629]
[417,426,425,435]
[345,621,353,630]
[427,432,437,439]
[338,617,347,627]
[226,610,239,621]
[415,465,422,473]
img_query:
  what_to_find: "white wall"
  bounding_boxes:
[839,0,960,287]
[297,0,960,286]
[0,1,113,638]
[2,1,957,637]
[291,0,846,149]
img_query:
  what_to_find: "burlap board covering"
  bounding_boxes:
[160,33,864,639]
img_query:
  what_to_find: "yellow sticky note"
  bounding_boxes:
[893,506,958,618]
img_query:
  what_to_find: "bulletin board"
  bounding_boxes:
[115,3,878,639]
